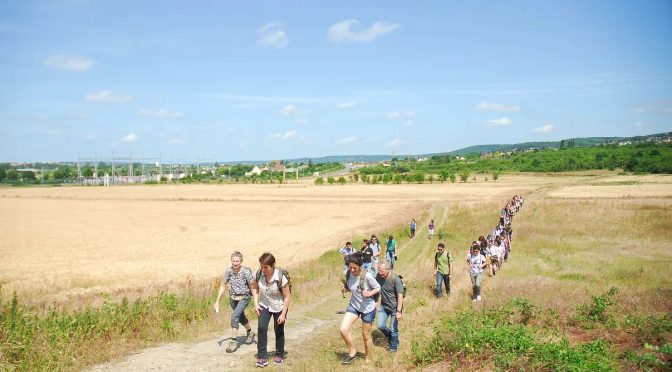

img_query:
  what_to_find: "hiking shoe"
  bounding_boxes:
[226,340,239,353]
[255,358,268,367]
[342,354,357,364]
[246,330,256,344]
[477,295,482,301]
[273,355,284,365]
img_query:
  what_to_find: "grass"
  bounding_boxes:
[2,179,671,370]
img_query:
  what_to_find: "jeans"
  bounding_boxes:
[377,308,399,350]
[257,307,285,358]
[362,262,372,273]
[229,296,251,328]
[386,251,395,269]
[435,272,450,298]
[373,257,379,275]
[470,272,483,299]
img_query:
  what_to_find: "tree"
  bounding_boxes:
[414,173,425,183]
[428,174,435,183]
[338,176,346,185]
[308,158,314,167]
[6,169,19,180]
[492,171,500,181]
[382,174,391,184]
[314,177,324,185]
[0,168,5,181]
[327,176,335,185]
[438,170,448,182]
[353,173,359,182]
[449,174,456,183]
[459,171,470,183]
[393,174,402,184]
[82,166,94,177]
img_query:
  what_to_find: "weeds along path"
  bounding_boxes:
[87,201,500,371]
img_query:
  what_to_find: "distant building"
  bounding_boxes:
[245,166,262,176]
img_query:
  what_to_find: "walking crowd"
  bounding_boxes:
[213,195,523,368]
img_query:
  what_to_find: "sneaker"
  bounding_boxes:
[226,340,239,353]
[255,358,268,368]
[246,330,256,344]
[477,295,482,301]
[472,297,477,302]
[342,353,357,364]
[273,355,284,365]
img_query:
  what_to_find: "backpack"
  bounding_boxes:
[256,267,292,294]
[345,270,379,302]
[395,274,407,299]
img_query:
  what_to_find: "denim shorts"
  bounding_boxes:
[346,304,376,324]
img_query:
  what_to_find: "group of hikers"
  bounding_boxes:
[465,195,524,302]
[213,195,524,368]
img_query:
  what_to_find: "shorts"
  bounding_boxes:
[346,304,376,324]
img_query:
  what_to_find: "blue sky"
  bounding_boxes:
[1,0,671,162]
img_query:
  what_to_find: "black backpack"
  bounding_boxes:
[395,274,407,298]
[256,267,292,294]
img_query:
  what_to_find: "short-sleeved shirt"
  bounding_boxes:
[255,268,288,313]
[369,242,381,257]
[361,247,374,264]
[410,221,416,230]
[435,251,451,275]
[223,266,253,298]
[376,273,403,313]
[347,271,380,314]
[468,253,486,275]
[386,239,396,252]
[339,246,356,264]
[429,223,435,230]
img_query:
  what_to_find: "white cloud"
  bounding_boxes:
[387,111,415,120]
[336,102,356,109]
[85,90,133,103]
[257,21,288,49]
[268,130,298,141]
[486,117,512,126]
[281,104,308,116]
[533,124,555,133]
[281,104,300,116]
[387,138,403,146]
[476,102,520,112]
[168,138,185,144]
[44,54,94,71]
[328,19,399,42]
[387,111,401,120]
[635,122,647,127]
[337,136,359,144]
[121,133,137,142]
[403,121,415,127]
[139,109,184,118]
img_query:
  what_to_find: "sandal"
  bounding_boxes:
[226,340,240,353]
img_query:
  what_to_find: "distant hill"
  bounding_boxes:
[225,132,671,164]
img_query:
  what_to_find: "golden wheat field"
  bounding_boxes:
[1,173,669,311]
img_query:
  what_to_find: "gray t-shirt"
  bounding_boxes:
[376,273,404,313]
[347,271,380,314]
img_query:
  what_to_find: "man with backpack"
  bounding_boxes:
[434,243,451,298]
[375,260,404,352]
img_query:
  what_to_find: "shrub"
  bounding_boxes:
[314,177,324,185]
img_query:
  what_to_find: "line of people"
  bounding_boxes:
[213,196,523,368]
[467,195,524,301]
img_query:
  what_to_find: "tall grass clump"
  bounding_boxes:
[410,299,617,371]
[0,287,216,371]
